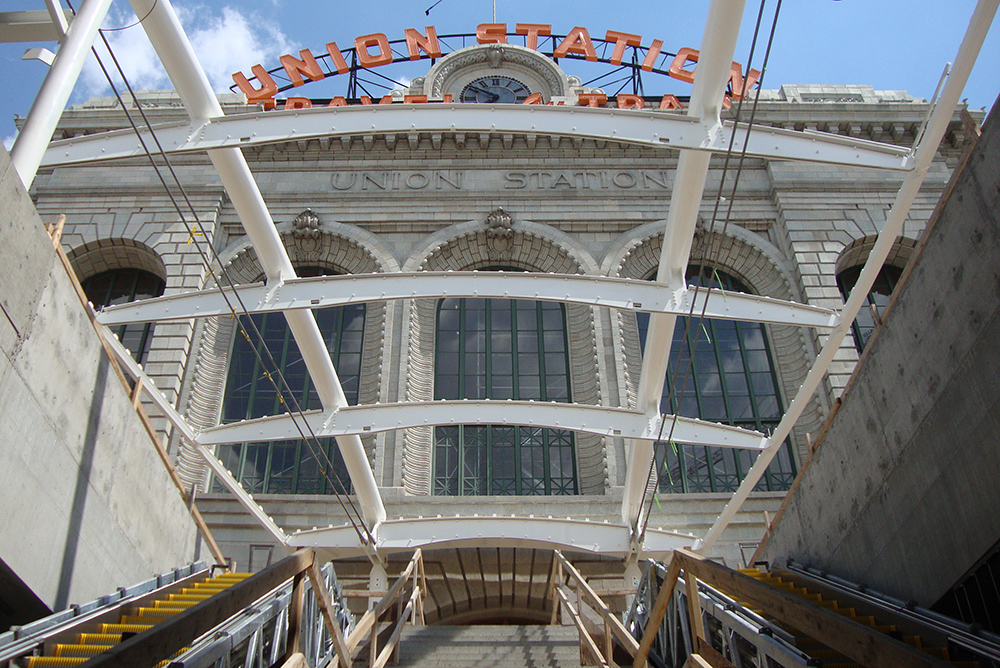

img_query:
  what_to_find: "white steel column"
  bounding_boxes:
[130,0,386,528]
[694,0,1000,554]
[622,0,748,530]
[10,0,113,189]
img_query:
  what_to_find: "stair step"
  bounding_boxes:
[359,625,585,667]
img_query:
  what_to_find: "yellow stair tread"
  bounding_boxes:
[136,606,186,615]
[100,623,153,633]
[77,633,122,644]
[121,614,173,624]
[153,599,199,609]
[54,644,114,657]
[27,659,88,667]
[166,593,213,602]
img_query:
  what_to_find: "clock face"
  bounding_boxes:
[460,76,532,104]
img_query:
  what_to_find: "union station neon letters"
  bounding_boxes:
[232,24,760,111]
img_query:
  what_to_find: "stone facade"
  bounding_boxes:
[28,82,978,570]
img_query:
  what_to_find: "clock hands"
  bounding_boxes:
[465,84,501,102]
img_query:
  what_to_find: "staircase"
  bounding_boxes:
[358,625,584,668]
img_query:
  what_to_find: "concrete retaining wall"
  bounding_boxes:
[758,96,1000,605]
[0,145,200,620]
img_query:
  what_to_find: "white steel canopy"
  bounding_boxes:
[12,0,998,562]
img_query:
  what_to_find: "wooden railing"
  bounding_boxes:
[632,548,954,668]
[336,549,426,668]
[550,550,642,667]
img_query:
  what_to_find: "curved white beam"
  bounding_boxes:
[95,272,840,330]
[41,103,912,171]
[625,0,749,530]
[196,400,767,450]
[290,516,694,559]
[132,0,385,529]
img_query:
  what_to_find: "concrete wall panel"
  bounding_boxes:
[0,145,200,616]
[759,97,1000,605]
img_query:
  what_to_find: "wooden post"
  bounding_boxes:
[549,555,562,625]
[633,558,680,668]
[685,571,706,651]
[287,571,305,659]
[604,619,613,664]
[306,560,353,668]
[48,214,66,247]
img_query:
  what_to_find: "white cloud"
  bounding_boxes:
[186,6,295,91]
[3,132,17,151]
[77,3,294,99]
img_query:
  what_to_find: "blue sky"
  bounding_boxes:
[2,0,998,147]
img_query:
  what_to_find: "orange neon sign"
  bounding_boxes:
[232,24,760,111]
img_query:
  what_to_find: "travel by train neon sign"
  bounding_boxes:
[232,24,761,111]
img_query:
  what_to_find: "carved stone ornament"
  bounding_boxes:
[291,208,322,257]
[485,207,514,261]
[486,44,505,68]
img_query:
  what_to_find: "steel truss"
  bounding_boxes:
[41,103,912,171]
[10,0,998,562]
[292,516,695,560]
[197,400,768,450]
[94,272,839,330]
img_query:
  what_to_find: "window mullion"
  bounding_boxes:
[510,301,519,398]
[292,440,302,493]
[485,299,492,399]
[513,425,521,495]
[458,425,466,496]
[536,302,547,401]
[485,425,493,496]
[126,269,140,302]
[245,315,266,422]
[458,299,466,397]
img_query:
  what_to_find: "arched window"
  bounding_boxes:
[216,267,364,494]
[433,290,577,496]
[81,268,164,364]
[637,267,796,493]
[836,265,902,353]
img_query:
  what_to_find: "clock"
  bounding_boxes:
[460,76,532,104]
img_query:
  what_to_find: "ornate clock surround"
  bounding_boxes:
[416,43,575,103]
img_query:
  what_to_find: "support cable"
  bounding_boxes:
[71,2,375,548]
[636,0,784,542]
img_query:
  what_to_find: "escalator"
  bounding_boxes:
[0,550,351,668]
[628,552,1000,668]
[23,572,250,667]
[736,565,989,667]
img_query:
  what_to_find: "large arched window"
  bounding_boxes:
[637,267,796,493]
[82,268,164,364]
[836,264,902,353]
[433,290,577,496]
[216,268,364,494]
